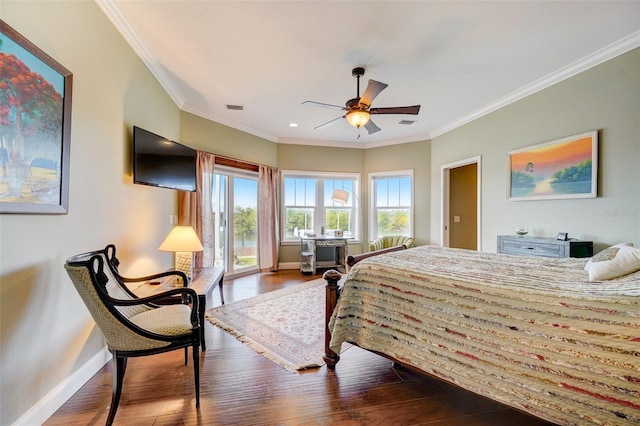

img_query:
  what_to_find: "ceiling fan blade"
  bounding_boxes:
[302,100,344,110]
[359,80,388,108]
[364,119,381,134]
[370,105,421,115]
[314,115,344,130]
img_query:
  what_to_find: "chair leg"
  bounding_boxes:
[107,355,127,426]
[192,343,200,408]
[184,347,188,365]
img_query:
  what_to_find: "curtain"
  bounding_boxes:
[178,151,215,268]
[258,165,280,271]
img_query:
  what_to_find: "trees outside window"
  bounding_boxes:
[369,171,413,240]
[282,172,360,242]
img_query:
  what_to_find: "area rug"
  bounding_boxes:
[207,278,331,372]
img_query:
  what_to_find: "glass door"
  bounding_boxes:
[212,167,259,276]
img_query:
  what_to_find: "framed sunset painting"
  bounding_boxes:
[507,131,598,201]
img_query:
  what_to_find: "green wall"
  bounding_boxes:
[1,1,183,424]
[180,111,278,167]
[430,48,640,252]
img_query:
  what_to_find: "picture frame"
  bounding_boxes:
[507,130,597,201]
[556,232,568,241]
[0,21,73,214]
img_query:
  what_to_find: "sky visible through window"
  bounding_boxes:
[375,177,411,207]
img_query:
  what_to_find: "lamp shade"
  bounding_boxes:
[345,110,370,128]
[331,189,350,204]
[158,226,203,252]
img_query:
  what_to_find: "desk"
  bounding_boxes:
[133,266,225,350]
[300,236,348,274]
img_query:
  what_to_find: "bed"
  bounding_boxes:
[323,245,640,425]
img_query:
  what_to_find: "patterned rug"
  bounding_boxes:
[207,278,328,372]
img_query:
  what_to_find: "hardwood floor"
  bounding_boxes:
[45,270,554,425]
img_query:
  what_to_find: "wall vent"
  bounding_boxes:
[399,120,415,125]
[226,104,244,111]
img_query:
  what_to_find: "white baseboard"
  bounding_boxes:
[278,262,300,270]
[13,347,111,426]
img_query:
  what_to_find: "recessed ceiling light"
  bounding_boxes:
[289,123,299,127]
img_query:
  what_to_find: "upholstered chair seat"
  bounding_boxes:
[369,235,415,252]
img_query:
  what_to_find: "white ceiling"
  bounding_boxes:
[98,0,640,149]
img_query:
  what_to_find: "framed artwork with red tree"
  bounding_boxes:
[0,20,73,214]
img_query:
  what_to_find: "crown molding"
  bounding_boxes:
[180,103,278,143]
[96,0,185,108]
[97,0,638,148]
[430,31,640,139]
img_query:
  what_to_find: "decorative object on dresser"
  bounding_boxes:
[497,235,593,258]
[158,225,204,278]
[515,226,528,236]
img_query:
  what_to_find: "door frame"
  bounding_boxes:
[213,167,260,278]
[441,156,482,250]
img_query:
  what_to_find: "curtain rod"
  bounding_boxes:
[200,152,261,172]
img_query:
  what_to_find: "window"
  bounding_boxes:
[282,171,360,243]
[369,170,413,240]
[212,166,259,276]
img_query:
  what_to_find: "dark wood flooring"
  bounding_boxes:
[45,269,554,425]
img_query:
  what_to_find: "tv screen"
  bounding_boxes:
[133,126,196,192]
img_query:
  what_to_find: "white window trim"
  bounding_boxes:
[368,169,414,241]
[281,170,361,244]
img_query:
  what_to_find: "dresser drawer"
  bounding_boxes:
[499,238,564,258]
[497,235,593,258]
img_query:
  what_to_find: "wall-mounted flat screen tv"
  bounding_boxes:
[133,126,196,192]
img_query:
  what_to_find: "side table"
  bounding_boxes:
[133,266,225,350]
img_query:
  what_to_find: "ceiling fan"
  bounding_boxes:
[303,67,420,136]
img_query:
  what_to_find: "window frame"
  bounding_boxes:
[281,170,361,244]
[368,169,414,241]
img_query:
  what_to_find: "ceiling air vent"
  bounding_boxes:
[226,104,244,111]
[399,120,415,125]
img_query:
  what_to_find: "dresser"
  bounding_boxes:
[497,235,593,258]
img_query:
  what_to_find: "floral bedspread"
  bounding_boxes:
[329,245,640,425]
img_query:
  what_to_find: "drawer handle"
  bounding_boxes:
[526,247,535,250]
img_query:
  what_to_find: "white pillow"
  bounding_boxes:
[584,242,634,271]
[586,246,640,281]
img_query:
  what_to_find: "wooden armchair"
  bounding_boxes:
[64,246,201,425]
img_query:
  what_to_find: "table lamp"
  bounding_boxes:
[158,225,203,280]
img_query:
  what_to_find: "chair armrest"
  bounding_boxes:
[109,287,200,326]
[118,270,189,287]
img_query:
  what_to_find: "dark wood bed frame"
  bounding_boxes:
[322,244,408,368]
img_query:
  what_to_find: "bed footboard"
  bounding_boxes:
[324,244,409,369]
[345,244,408,268]
[322,269,342,368]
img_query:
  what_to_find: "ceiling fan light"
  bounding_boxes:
[345,110,371,128]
